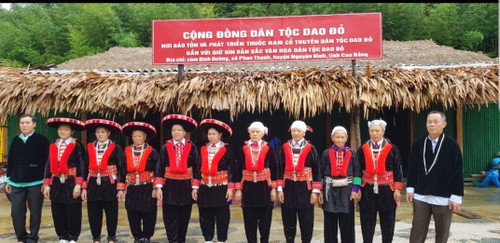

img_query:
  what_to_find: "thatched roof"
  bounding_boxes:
[56,40,496,71]
[0,63,497,124]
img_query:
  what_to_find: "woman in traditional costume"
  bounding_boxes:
[121,121,160,243]
[81,119,126,243]
[43,117,87,243]
[192,119,235,243]
[155,114,200,243]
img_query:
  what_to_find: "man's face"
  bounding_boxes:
[369,125,385,142]
[249,128,264,142]
[19,117,36,135]
[290,128,305,142]
[426,113,447,137]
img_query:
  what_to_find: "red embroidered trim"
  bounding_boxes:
[49,142,75,174]
[88,142,116,170]
[328,149,351,177]
[243,142,269,171]
[125,146,152,173]
[166,140,191,173]
[201,145,227,175]
[283,142,312,172]
[362,143,392,174]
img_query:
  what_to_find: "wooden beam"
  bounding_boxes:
[350,108,358,149]
[81,113,87,145]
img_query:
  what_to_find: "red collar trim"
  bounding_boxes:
[283,142,312,172]
[166,140,192,173]
[362,143,392,174]
[328,149,351,177]
[88,142,116,170]
[201,145,227,175]
[125,146,153,173]
[49,142,76,174]
[243,142,269,171]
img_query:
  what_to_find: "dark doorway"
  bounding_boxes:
[368,108,411,178]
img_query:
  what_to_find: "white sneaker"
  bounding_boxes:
[69,241,77,243]
[59,240,69,243]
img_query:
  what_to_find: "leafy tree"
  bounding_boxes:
[460,30,484,51]
[422,3,460,47]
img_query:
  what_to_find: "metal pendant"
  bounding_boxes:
[293,172,297,182]
[208,176,213,187]
[59,174,66,184]
[253,171,257,183]
[373,174,379,194]
[135,173,140,186]
[97,172,101,186]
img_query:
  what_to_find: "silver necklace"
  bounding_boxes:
[423,134,445,175]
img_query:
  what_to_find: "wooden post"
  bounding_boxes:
[178,64,185,83]
[81,113,87,145]
[350,60,361,149]
[456,108,463,152]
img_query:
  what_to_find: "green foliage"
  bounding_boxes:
[423,3,461,47]
[460,31,484,51]
[112,32,139,47]
[0,3,497,67]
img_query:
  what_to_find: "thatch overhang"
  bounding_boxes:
[0,62,497,124]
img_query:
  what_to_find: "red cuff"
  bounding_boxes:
[277,179,284,187]
[74,177,83,185]
[270,181,277,189]
[234,182,242,190]
[394,182,403,190]
[154,177,165,186]
[192,179,201,187]
[43,178,52,186]
[116,183,127,191]
[81,181,88,189]
[228,182,235,190]
[312,181,322,190]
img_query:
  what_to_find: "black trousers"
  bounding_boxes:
[199,206,230,242]
[127,208,157,240]
[242,204,273,243]
[359,208,395,243]
[87,199,119,241]
[281,205,314,243]
[162,204,193,243]
[323,201,355,243]
[51,201,82,241]
[7,184,44,243]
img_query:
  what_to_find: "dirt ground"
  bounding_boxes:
[0,185,499,243]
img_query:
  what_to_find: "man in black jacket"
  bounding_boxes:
[406,110,464,243]
[5,114,50,243]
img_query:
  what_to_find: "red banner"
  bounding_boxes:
[152,13,382,65]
